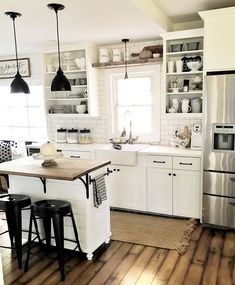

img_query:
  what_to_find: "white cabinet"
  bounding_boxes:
[147,155,201,218]
[147,168,172,214]
[43,45,98,117]
[199,8,235,71]
[106,165,146,211]
[161,29,204,118]
[173,170,200,218]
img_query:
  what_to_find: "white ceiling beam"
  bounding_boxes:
[129,0,173,31]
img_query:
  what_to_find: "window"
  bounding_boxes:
[0,85,47,141]
[110,65,161,142]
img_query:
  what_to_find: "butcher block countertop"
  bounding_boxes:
[0,157,111,181]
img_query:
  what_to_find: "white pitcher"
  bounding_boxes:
[181,98,191,113]
[171,98,180,112]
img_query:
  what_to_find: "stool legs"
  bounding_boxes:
[42,217,51,251]
[5,207,22,269]
[24,208,42,272]
[52,214,65,281]
[70,210,83,253]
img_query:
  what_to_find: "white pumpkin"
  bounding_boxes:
[40,142,57,156]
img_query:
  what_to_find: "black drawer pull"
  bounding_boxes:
[153,160,166,164]
[179,162,192,166]
[70,155,81,158]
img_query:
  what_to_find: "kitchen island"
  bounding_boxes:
[0,156,111,260]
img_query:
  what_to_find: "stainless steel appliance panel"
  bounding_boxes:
[203,194,235,228]
[204,171,235,197]
[204,74,235,171]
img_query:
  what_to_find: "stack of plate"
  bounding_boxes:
[52,105,65,114]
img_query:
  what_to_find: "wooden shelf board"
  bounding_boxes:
[92,57,163,68]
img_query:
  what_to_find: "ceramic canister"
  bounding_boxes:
[112,48,121,62]
[99,48,110,63]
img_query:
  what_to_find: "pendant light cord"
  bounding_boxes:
[124,41,128,79]
[122,39,129,79]
[12,16,19,73]
[55,10,61,69]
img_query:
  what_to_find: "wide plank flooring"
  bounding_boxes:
[1,225,235,285]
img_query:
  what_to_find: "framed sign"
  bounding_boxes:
[0,58,31,79]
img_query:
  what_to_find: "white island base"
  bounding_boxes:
[8,169,111,260]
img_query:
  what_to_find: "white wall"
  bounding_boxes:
[47,40,202,144]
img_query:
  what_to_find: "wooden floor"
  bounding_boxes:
[1,225,235,285]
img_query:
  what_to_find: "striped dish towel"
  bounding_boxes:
[92,174,107,208]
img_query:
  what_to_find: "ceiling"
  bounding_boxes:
[0,0,235,56]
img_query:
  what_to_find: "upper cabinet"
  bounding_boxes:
[199,7,235,72]
[43,45,98,117]
[161,29,204,117]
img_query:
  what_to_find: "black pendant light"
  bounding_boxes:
[122,39,129,79]
[5,12,30,94]
[47,3,71,91]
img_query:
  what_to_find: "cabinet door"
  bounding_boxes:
[147,168,172,215]
[173,170,200,218]
[117,166,146,211]
[105,165,119,207]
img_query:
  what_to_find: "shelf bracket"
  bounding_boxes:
[78,174,90,199]
[39,177,47,194]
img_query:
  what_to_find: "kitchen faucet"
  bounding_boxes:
[127,118,138,144]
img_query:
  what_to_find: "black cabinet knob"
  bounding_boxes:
[168,173,172,176]
[113,169,116,171]
[173,173,176,176]
[117,169,120,172]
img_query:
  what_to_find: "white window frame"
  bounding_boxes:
[108,65,161,143]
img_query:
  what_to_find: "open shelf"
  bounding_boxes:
[46,69,86,74]
[164,113,203,118]
[166,91,203,95]
[166,71,203,76]
[47,98,88,101]
[166,50,203,57]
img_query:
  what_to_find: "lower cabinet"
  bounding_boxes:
[106,164,146,211]
[147,156,201,219]
[172,170,200,218]
[147,168,172,215]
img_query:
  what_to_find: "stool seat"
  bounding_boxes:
[32,199,71,217]
[0,194,31,210]
[0,193,31,269]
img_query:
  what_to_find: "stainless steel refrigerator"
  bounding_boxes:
[203,71,235,228]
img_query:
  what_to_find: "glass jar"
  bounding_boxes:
[55,128,67,143]
[79,128,92,144]
[67,128,78,144]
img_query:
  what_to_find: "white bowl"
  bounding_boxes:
[76,105,86,114]
[186,61,202,71]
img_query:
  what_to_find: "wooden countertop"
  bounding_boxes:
[0,157,111,181]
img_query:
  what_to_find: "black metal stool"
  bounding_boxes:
[0,194,31,269]
[25,199,83,281]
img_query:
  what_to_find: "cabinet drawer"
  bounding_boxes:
[147,155,172,169]
[62,150,91,160]
[173,157,200,171]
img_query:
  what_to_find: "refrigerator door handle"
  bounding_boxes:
[230,177,235,182]
[228,198,235,205]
